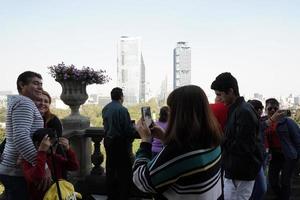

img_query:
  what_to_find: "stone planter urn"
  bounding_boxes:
[50,62,109,180]
[58,79,90,130]
[58,79,92,178]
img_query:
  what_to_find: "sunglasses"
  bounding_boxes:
[267,107,278,111]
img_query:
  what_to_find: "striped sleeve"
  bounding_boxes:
[12,100,37,164]
[150,148,221,191]
[133,144,222,197]
[133,142,156,193]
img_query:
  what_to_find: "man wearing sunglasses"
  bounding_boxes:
[264,98,300,200]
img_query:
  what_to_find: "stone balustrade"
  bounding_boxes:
[84,127,105,176]
[70,127,300,200]
[66,127,151,199]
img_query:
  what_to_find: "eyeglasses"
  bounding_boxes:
[267,107,278,111]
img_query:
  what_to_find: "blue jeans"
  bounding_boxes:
[250,166,267,200]
[0,174,29,200]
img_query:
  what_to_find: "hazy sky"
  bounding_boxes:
[1,0,299,101]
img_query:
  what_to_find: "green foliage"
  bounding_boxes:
[52,104,104,127]
[0,108,6,123]
[0,128,5,143]
[127,97,160,122]
[293,109,300,125]
[51,108,70,119]
[81,104,103,126]
[132,139,141,153]
[51,98,162,128]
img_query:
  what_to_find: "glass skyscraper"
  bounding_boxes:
[117,36,145,105]
[173,41,191,89]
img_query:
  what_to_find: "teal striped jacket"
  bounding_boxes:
[133,142,222,200]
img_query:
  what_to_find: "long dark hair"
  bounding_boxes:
[164,85,222,149]
[158,106,169,123]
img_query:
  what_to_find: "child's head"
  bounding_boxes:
[32,128,58,149]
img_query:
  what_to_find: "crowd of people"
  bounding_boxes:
[0,70,299,200]
[103,72,300,200]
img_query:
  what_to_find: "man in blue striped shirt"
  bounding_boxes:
[0,71,45,200]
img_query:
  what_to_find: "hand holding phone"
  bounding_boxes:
[279,109,291,117]
[141,106,153,128]
[136,119,152,143]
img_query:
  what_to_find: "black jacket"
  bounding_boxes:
[223,97,263,180]
[45,115,63,137]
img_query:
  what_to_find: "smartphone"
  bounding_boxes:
[280,109,291,117]
[141,106,153,128]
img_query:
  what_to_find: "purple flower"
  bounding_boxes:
[48,62,110,85]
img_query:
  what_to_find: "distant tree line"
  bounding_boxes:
[0,103,299,142]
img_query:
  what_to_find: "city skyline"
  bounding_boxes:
[1,1,300,101]
[117,36,145,105]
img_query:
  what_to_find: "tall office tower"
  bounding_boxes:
[117,36,145,105]
[173,41,191,89]
[158,75,169,106]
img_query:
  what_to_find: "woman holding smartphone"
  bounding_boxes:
[133,85,223,200]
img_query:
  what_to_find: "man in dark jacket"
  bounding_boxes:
[248,100,267,200]
[102,87,136,200]
[211,72,263,200]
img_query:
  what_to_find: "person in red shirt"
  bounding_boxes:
[22,128,79,200]
[210,95,228,131]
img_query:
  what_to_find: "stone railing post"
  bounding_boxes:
[64,130,92,180]
[85,127,105,175]
[90,135,104,175]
